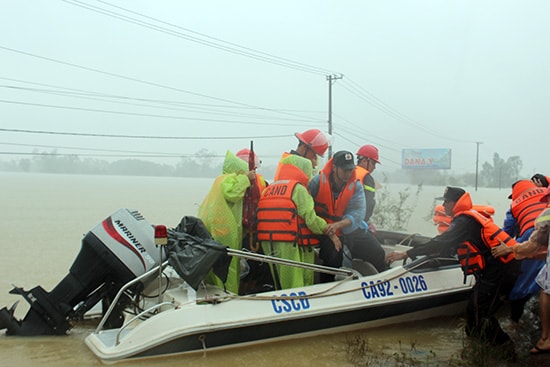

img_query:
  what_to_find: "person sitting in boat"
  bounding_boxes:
[273,129,329,180]
[501,179,547,324]
[386,186,518,346]
[256,154,340,290]
[197,150,266,294]
[309,150,386,283]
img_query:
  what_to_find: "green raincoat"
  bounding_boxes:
[198,151,251,293]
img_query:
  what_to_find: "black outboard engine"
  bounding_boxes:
[0,209,164,336]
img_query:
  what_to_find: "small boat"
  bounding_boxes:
[0,209,474,363]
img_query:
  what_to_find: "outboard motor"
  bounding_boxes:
[0,208,164,336]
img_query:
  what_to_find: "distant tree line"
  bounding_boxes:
[0,149,222,177]
[0,149,525,188]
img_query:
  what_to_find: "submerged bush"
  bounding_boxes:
[371,178,423,232]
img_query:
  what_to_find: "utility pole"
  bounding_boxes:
[475,141,483,191]
[326,73,343,158]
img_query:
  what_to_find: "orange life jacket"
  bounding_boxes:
[433,205,451,234]
[433,204,495,234]
[455,209,517,274]
[313,159,357,227]
[511,186,547,236]
[355,165,375,193]
[256,179,319,247]
[355,165,368,182]
[473,205,495,218]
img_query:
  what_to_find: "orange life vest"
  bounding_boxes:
[355,165,368,182]
[313,160,357,226]
[433,204,495,234]
[355,165,375,193]
[455,209,517,274]
[256,179,319,247]
[273,152,292,181]
[433,205,451,234]
[473,205,495,218]
[511,186,547,236]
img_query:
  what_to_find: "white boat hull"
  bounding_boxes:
[85,261,473,363]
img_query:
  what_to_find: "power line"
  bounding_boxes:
[339,77,475,144]
[0,141,285,159]
[3,4,452,153]
[332,131,401,167]
[0,45,324,123]
[0,84,319,122]
[0,99,319,127]
[0,151,189,158]
[63,0,336,76]
[332,113,403,153]
[0,141,182,156]
[0,77,298,110]
[0,77,323,123]
[0,128,292,140]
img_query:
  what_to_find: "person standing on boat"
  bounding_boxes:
[352,144,386,267]
[386,186,517,346]
[309,150,386,283]
[355,144,380,227]
[256,154,340,289]
[198,150,266,294]
[273,129,329,180]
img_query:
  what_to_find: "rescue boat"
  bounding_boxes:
[0,208,474,363]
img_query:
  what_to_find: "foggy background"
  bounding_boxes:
[1,1,548,178]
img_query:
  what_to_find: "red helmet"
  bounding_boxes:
[294,129,329,157]
[236,148,261,168]
[356,144,380,164]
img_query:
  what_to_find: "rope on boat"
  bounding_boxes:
[197,256,461,304]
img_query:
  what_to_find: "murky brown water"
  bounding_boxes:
[0,172,526,366]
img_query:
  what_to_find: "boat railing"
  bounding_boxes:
[226,248,359,278]
[115,301,176,345]
[96,249,358,335]
[94,261,169,334]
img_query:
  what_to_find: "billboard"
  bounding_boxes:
[401,149,451,169]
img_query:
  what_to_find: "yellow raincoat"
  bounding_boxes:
[198,151,251,293]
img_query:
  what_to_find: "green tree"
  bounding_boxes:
[479,153,522,188]
[174,149,221,177]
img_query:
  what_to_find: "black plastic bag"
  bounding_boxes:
[165,216,231,290]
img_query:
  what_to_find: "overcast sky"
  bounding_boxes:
[1,1,548,176]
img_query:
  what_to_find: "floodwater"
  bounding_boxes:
[0,172,529,366]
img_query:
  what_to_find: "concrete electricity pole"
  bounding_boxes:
[326,73,343,158]
[475,141,483,191]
